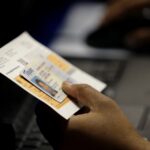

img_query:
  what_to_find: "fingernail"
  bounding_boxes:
[62,81,72,88]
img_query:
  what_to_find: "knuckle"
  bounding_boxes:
[105,99,118,109]
[76,84,91,97]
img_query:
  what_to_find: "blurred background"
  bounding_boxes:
[0,0,150,150]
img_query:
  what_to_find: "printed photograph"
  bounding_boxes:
[32,76,58,97]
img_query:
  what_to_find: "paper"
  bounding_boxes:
[0,32,106,119]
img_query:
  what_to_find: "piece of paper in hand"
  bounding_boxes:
[0,32,106,119]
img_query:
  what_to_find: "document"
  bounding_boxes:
[0,32,106,119]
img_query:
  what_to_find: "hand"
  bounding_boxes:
[102,0,150,25]
[102,0,150,49]
[61,82,150,150]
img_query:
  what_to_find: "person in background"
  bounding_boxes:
[87,0,150,51]
[36,82,150,150]
[103,0,150,49]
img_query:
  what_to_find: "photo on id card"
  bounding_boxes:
[21,67,67,103]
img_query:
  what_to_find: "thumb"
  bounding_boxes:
[125,27,150,48]
[62,82,107,110]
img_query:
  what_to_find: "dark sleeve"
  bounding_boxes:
[35,101,68,150]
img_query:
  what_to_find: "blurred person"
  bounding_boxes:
[86,0,150,51]
[36,82,150,150]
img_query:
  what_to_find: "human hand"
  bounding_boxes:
[101,0,150,49]
[102,0,150,25]
[61,82,150,150]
